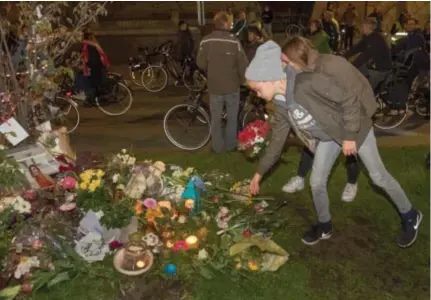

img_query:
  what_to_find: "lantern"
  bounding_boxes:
[181,180,202,216]
[121,241,151,272]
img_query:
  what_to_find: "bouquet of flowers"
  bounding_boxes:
[237,120,271,159]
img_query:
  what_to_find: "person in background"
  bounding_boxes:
[368,7,383,32]
[197,11,248,153]
[261,4,273,38]
[226,7,234,28]
[175,20,194,63]
[309,19,331,54]
[232,10,248,46]
[344,18,391,90]
[341,4,358,50]
[245,26,266,61]
[246,38,422,248]
[81,30,110,106]
[392,18,429,88]
[391,13,407,35]
[393,18,426,55]
[322,11,339,52]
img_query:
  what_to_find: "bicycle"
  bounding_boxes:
[61,71,134,117]
[128,46,160,87]
[140,41,206,93]
[128,46,151,87]
[0,69,80,135]
[284,14,308,37]
[373,48,428,130]
[163,86,268,151]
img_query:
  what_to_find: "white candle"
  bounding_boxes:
[185,235,199,249]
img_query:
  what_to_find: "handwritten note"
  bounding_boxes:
[0,117,29,146]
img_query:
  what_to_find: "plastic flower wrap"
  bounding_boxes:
[79,169,105,193]
[230,180,252,204]
[75,232,110,263]
[237,120,271,159]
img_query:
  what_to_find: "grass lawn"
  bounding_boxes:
[37,145,430,300]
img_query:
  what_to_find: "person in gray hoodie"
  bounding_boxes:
[245,39,422,248]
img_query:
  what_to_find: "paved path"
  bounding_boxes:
[70,66,429,154]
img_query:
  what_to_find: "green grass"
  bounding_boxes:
[37,146,430,300]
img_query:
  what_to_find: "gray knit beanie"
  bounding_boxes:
[245,40,285,82]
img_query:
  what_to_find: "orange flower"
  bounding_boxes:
[135,202,143,215]
[145,206,164,223]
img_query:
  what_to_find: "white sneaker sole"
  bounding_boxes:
[301,232,332,246]
[282,185,304,194]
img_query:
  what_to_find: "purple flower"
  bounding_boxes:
[143,198,158,209]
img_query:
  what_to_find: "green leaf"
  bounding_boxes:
[199,266,214,280]
[47,271,70,288]
[0,285,21,299]
[32,271,58,292]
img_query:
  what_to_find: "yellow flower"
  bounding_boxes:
[79,182,88,190]
[96,169,105,178]
[91,179,101,188]
[79,173,91,182]
[183,167,194,177]
[248,261,259,271]
[184,199,194,209]
[235,262,242,270]
[88,183,98,193]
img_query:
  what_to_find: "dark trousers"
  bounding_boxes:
[344,26,355,50]
[209,92,240,153]
[297,147,359,184]
[86,67,107,102]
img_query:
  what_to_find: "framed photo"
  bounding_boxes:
[8,143,59,189]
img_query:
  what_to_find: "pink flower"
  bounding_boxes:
[22,190,37,201]
[173,240,188,252]
[61,176,77,190]
[143,198,158,209]
[109,240,123,251]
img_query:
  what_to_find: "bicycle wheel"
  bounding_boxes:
[50,96,80,134]
[141,65,168,92]
[183,68,207,92]
[373,94,408,130]
[164,103,211,151]
[96,82,133,116]
[415,96,430,117]
[285,24,302,37]
[129,68,144,87]
[241,106,268,129]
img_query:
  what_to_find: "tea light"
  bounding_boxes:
[166,240,174,249]
[185,235,199,249]
[136,260,145,268]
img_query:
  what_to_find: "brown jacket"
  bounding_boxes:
[197,29,249,95]
[257,53,377,175]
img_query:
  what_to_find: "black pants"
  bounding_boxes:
[297,147,359,184]
[86,67,107,103]
[344,26,355,50]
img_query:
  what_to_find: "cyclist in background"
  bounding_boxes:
[245,26,266,61]
[81,30,110,106]
[309,19,331,54]
[175,20,194,63]
[232,11,248,46]
[344,18,391,90]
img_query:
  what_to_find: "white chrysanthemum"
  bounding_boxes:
[198,249,209,260]
[112,173,120,183]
